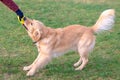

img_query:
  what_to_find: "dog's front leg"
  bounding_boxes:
[23,53,41,71]
[26,54,51,76]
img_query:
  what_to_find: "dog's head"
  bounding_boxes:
[23,18,45,43]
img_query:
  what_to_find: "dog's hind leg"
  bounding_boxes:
[75,49,89,70]
[75,35,95,70]
[26,54,51,76]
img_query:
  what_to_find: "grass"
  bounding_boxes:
[0,0,120,80]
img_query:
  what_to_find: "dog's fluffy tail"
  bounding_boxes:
[92,9,115,34]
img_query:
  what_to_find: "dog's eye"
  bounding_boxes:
[31,23,33,26]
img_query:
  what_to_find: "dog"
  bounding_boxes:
[23,9,115,76]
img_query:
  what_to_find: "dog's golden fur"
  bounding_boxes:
[23,9,115,76]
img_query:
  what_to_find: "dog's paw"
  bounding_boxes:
[73,62,82,68]
[23,66,31,71]
[26,70,35,76]
[75,66,83,71]
[73,63,79,67]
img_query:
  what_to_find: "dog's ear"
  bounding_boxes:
[33,29,42,41]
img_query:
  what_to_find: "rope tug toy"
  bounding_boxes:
[0,0,26,24]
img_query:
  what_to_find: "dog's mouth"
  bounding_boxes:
[22,17,28,30]
[23,24,28,30]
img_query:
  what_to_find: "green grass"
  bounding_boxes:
[0,0,120,80]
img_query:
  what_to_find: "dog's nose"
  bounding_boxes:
[23,17,27,21]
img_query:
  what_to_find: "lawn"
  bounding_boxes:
[0,0,120,80]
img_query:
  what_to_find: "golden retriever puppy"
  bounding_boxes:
[23,9,115,76]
